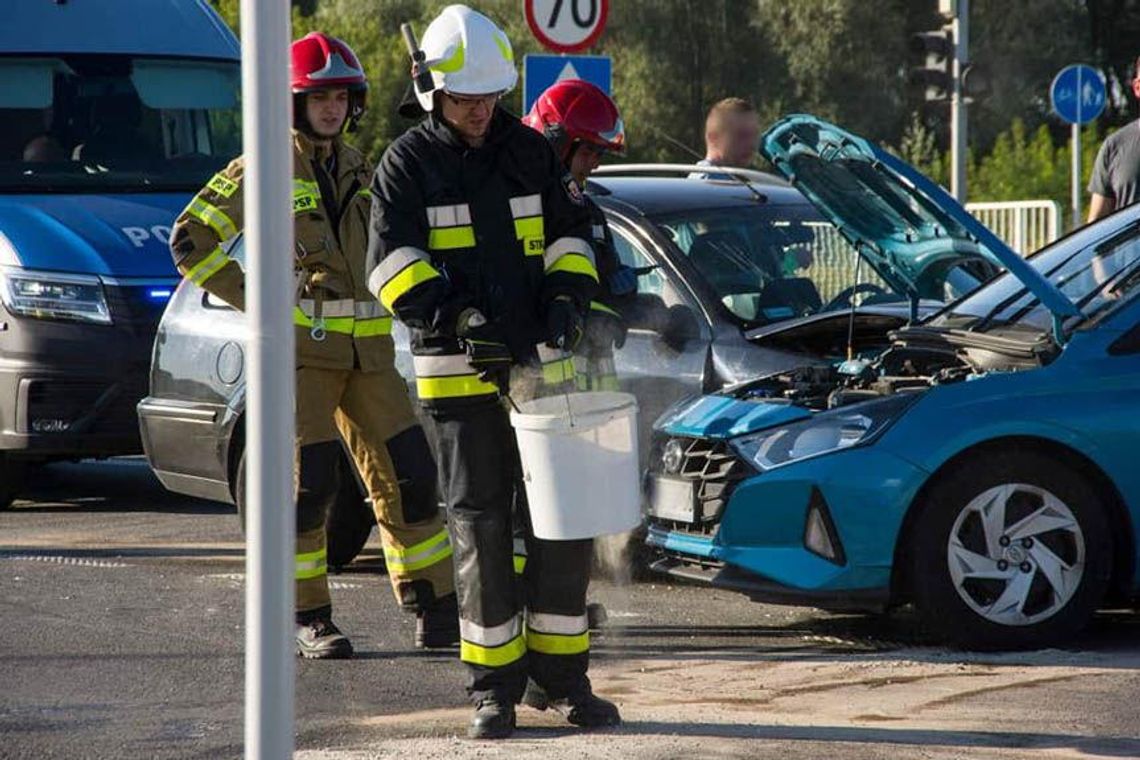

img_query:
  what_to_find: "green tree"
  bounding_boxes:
[755,0,910,144]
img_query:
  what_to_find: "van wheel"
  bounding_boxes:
[233,448,375,569]
[0,455,28,510]
[911,451,1111,650]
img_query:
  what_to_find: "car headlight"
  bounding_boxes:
[731,394,918,470]
[0,268,111,324]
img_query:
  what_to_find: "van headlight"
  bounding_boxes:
[0,268,111,324]
[731,394,918,470]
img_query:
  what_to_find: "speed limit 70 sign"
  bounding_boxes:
[524,0,609,54]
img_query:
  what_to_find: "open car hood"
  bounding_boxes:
[761,115,1080,321]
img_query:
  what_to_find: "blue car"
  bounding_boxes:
[645,115,1140,649]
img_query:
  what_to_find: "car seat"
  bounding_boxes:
[755,277,822,321]
[687,230,755,289]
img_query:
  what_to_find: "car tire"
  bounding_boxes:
[233,448,375,570]
[0,454,28,510]
[911,450,1112,650]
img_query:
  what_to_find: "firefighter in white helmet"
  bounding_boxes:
[367,4,621,739]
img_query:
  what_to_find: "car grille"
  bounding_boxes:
[654,437,754,537]
[23,373,149,436]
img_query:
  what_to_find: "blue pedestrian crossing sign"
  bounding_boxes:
[523,54,612,114]
[1050,64,1107,125]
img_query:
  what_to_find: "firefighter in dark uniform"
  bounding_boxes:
[367,5,621,739]
[516,77,636,638]
[522,83,635,392]
[169,33,458,659]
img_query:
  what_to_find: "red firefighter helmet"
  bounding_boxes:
[290,32,367,132]
[522,79,625,163]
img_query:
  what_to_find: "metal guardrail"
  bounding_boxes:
[965,200,1062,256]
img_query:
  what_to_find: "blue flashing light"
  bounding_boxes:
[148,288,173,300]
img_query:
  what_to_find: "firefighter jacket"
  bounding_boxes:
[367,108,597,406]
[169,131,393,371]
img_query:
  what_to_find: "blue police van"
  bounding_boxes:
[0,0,241,507]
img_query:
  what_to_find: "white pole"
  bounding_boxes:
[950,0,968,203]
[240,1,295,758]
[1072,124,1082,229]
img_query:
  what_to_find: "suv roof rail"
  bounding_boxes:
[593,163,784,185]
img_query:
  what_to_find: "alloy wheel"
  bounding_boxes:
[946,482,1085,626]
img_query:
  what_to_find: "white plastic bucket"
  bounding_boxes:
[510,391,641,540]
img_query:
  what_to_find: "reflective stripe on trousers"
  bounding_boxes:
[526,611,589,656]
[383,527,453,573]
[460,614,527,667]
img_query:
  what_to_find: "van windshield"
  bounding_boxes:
[0,55,241,193]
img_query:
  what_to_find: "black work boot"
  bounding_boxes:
[520,678,551,710]
[469,696,516,739]
[295,617,353,660]
[523,680,621,728]
[414,593,460,649]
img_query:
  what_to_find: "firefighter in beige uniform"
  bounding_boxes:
[168,33,457,658]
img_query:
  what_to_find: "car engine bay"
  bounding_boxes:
[734,326,1059,411]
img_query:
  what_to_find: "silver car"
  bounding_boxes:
[139,165,989,563]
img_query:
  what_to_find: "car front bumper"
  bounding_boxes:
[0,287,165,458]
[645,440,930,610]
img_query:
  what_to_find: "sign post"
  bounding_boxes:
[1051,64,1107,228]
[240,0,295,757]
[950,0,968,204]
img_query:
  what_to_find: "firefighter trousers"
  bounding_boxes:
[295,365,454,619]
[427,396,592,704]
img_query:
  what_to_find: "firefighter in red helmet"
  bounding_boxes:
[170,32,458,659]
[522,79,635,392]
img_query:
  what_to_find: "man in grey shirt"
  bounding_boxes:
[1088,57,1140,222]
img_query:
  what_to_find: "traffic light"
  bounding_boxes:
[910,26,954,102]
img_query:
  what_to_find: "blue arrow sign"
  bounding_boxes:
[523,54,612,114]
[1050,64,1106,125]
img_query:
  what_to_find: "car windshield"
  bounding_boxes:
[651,203,904,327]
[0,55,241,193]
[928,217,1140,336]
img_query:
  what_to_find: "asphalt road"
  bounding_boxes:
[3,459,1140,759]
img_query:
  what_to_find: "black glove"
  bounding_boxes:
[430,295,475,337]
[545,296,585,351]
[456,308,512,381]
[585,307,627,354]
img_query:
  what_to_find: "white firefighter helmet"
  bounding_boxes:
[415,4,518,111]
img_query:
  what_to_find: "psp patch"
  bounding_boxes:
[562,172,585,206]
[207,172,239,198]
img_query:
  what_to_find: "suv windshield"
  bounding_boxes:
[652,203,903,327]
[929,219,1140,336]
[0,55,241,193]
